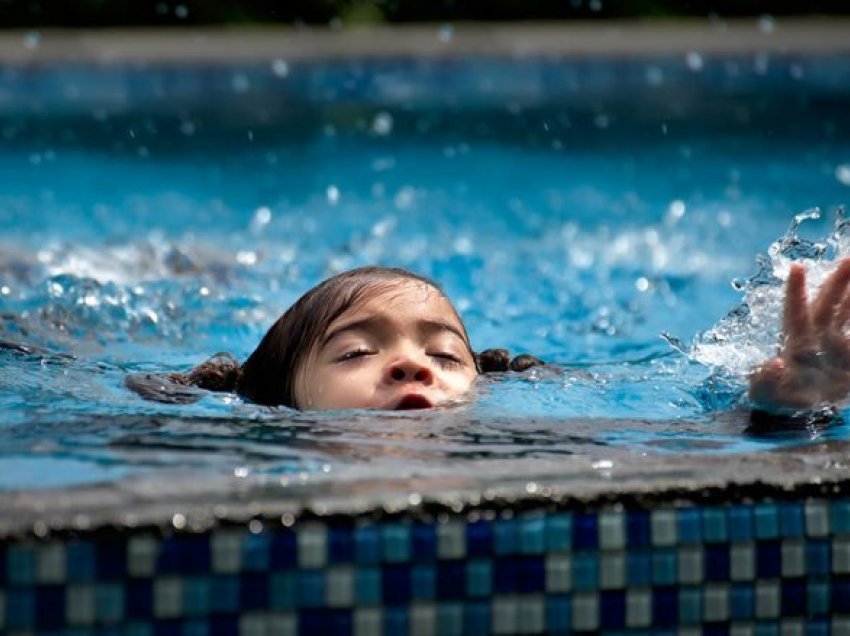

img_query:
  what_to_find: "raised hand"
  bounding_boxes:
[749,258,850,411]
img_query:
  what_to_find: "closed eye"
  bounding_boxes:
[429,352,464,367]
[336,349,375,362]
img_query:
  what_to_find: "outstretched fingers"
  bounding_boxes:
[782,262,813,354]
[812,258,850,330]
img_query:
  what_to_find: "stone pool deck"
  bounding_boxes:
[0,18,849,65]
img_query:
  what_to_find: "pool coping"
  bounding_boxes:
[1,18,850,65]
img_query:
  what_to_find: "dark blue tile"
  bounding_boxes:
[756,540,781,578]
[465,600,491,634]
[329,526,355,563]
[5,588,34,630]
[807,539,830,576]
[384,605,409,636]
[411,564,435,599]
[806,619,830,636]
[704,624,730,636]
[573,512,598,550]
[179,535,211,574]
[181,617,210,636]
[546,595,571,635]
[355,526,381,564]
[728,506,753,541]
[126,579,153,619]
[35,585,66,630]
[832,576,850,612]
[157,536,183,574]
[627,551,652,586]
[677,508,702,543]
[240,572,269,610]
[210,616,239,636]
[96,538,127,579]
[600,591,626,630]
[270,530,298,569]
[243,532,270,571]
[211,575,240,613]
[517,556,545,593]
[730,583,754,620]
[494,518,519,555]
[296,570,324,608]
[494,556,519,593]
[705,544,729,581]
[782,579,806,616]
[299,609,352,636]
[412,523,437,562]
[467,520,493,557]
[780,503,805,537]
[437,560,465,599]
[627,510,651,548]
[652,586,678,627]
[382,564,411,604]
[66,541,96,582]
[0,545,5,585]
[153,619,181,636]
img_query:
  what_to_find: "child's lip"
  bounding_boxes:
[393,394,434,410]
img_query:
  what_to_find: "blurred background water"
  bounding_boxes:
[1,50,849,490]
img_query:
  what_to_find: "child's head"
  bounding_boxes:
[237,266,478,409]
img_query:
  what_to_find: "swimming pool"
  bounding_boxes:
[2,24,850,633]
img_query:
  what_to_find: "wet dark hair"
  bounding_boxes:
[133,266,544,407]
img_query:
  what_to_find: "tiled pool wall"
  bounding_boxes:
[3,494,850,634]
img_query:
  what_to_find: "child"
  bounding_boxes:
[146,266,542,409]
[137,260,850,415]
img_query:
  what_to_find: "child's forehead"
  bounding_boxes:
[353,278,448,313]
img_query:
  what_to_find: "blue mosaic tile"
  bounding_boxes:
[97,583,124,623]
[573,512,599,550]
[780,502,805,538]
[467,520,494,557]
[269,571,296,611]
[124,622,154,636]
[807,539,830,576]
[466,558,492,598]
[704,624,730,636]
[297,569,325,608]
[381,523,410,563]
[494,518,519,555]
[600,590,626,630]
[299,608,352,636]
[157,536,183,574]
[384,605,409,636]
[677,508,702,544]
[182,576,212,616]
[494,555,519,593]
[756,540,781,578]
[6,588,35,630]
[652,548,677,586]
[464,599,491,635]
[67,540,98,583]
[411,564,435,599]
[329,527,354,563]
[545,514,572,552]
[704,544,729,581]
[354,526,381,564]
[209,616,239,636]
[832,500,850,535]
[782,578,806,615]
[701,507,727,543]
[652,586,678,627]
[96,538,127,579]
[240,572,269,610]
[546,594,571,635]
[519,515,546,554]
[728,505,754,542]
[153,619,181,636]
[179,536,212,574]
[627,510,651,548]
[754,622,779,636]
[437,602,464,636]
[242,532,270,571]
[754,503,779,539]
[412,523,437,561]
[354,567,381,605]
[6,545,36,586]
[678,587,701,624]
[730,582,754,620]
[627,550,652,587]
[182,618,209,636]
[572,552,599,590]
[0,545,5,586]
[270,529,298,568]
[437,560,465,599]
[807,619,830,636]
[126,579,154,619]
[211,575,240,613]
[808,579,830,616]
[517,555,546,593]
[383,564,411,604]
[832,576,850,612]
[35,584,65,630]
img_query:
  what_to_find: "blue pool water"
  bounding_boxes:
[1,53,849,490]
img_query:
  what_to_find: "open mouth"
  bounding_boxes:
[394,394,434,410]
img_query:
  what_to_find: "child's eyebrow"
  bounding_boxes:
[321,316,468,347]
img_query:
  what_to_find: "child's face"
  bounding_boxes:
[295,280,477,410]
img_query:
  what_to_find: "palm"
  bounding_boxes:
[749,258,850,410]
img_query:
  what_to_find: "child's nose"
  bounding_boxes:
[387,358,434,384]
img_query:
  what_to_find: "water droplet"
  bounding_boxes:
[438,24,454,43]
[251,206,272,233]
[685,52,704,72]
[174,4,188,19]
[589,0,602,11]
[393,186,415,210]
[408,492,422,506]
[326,185,340,205]
[234,466,250,478]
[0,286,10,295]
[372,111,393,136]
[836,164,850,186]
[525,481,539,494]
[281,512,295,527]
[231,73,250,94]
[271,58,289,78]
[666,199,686,224]
[23,31,40,49]
[453,236,474,255]
[635,277,650,292]
[172,513,186,529]
[236,251,258,266]
[249,519,263,534]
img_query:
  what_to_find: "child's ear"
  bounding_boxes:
[476,348,510,372]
